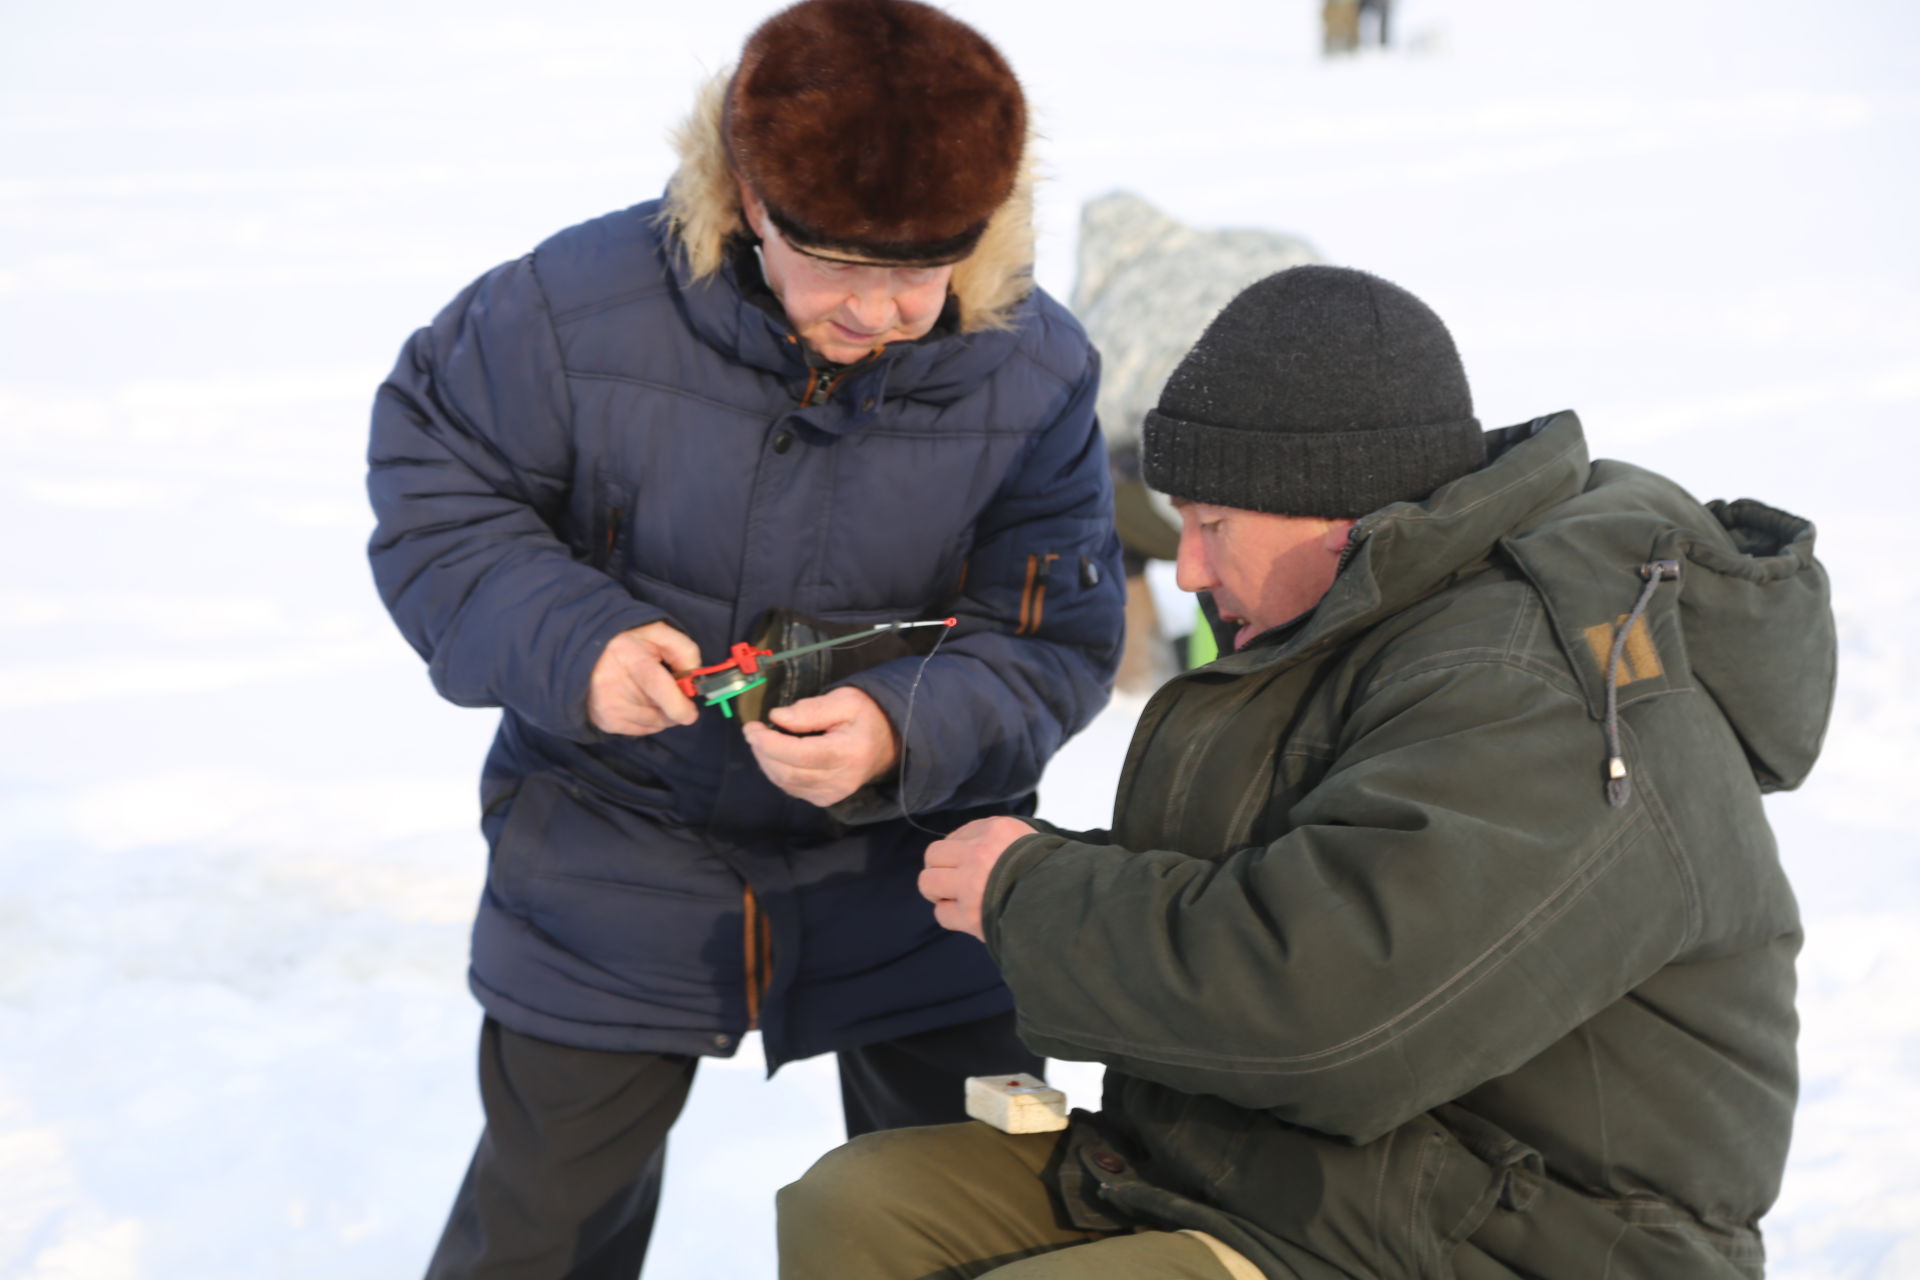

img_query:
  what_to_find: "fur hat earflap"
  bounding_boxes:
[725,0,1026,265]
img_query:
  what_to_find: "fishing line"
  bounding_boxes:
[895,618,955,836]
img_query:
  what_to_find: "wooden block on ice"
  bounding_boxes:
[965,1072,1069,1134]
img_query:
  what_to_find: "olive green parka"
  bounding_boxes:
[983,413,1834,1278]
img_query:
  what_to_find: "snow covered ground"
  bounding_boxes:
[1,0,1915,1275]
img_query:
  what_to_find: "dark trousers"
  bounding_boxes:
[424,1012,1043,1279]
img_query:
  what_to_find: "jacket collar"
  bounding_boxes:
[665,219,1029,431]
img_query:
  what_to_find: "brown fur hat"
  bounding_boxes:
[725,0,1026,265]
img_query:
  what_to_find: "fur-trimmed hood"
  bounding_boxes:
[660,72,1037,333]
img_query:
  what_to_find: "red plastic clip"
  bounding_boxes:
[674,642,773,700]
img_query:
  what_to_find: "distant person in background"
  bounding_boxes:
[1069,192,1320,690]
[778,266,1833,1279]
[365,0,1123,1275]
[1324,0,1391,54]
[1360,0,1392,47]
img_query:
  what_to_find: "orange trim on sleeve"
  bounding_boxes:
[1029,554,1059,633]
[1015,554,1039,635]
[742,887,763,1029]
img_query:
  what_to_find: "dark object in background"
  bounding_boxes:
[1069,191,1321,688]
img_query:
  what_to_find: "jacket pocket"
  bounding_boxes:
[489,771,745,977]
[1194,1107,1541,1280]
[1417,1106,1544,1271]
[487,770,565,915]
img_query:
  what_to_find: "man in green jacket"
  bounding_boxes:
[775,267,1834,1279]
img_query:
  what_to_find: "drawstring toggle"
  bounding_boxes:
[1603,560,1681,807]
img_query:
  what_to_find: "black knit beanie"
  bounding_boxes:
[1142,266,1485,518]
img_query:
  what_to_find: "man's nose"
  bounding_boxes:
[1174,528,1212,594]
[845,277,895,330]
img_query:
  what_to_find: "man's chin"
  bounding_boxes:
[807,325,888,363]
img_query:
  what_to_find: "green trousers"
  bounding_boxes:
[777,1121,1258,1280]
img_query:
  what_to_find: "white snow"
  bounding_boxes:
[1,0,1915,1275]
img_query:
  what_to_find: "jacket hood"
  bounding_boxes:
[659,72,1038,334]
[1230,412,1836,793]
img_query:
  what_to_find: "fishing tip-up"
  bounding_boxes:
[674,617,957,718]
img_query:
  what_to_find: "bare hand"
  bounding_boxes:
[588,621,701,735]
[742,686,900,807]
[919,816,1036,941]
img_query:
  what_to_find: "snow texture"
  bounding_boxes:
[1,0,1916,1275]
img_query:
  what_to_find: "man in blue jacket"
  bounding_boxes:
[365,1,1124,1274]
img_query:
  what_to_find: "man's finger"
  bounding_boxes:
[632,659,698,726]
[645,626,702,673]
[768,689,862,734]
[744,721,844,769]
[607,701,671,735]
[931,898,978,939]
[918,866,953,902]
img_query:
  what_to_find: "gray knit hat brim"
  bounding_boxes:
[1142,409,1485,518]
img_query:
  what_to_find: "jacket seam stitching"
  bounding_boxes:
[1409,1134,1439,1270]
[550,282,672,326]
[1362,649,1584,707]
[1502,589,1532,659]
[1619,716,1704,948]
[566,371,769,422]
[1225,736,1284,847]
[1582,1022,1613,1193]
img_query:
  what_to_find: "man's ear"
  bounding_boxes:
[1323,518,1358,551]
[736,179,765,232]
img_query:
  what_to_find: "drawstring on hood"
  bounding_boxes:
[1604,559,1681,807]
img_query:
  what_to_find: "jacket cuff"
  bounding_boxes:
[552,602,679,742]
[981,830,1070,962]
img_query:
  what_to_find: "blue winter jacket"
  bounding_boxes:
[367,198,1124,1066]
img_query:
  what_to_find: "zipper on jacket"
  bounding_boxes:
[741,885,774,1029]
[598,505,624,569]
[799,349,882,408]
[589,480,627,570]
[802,367,847,406]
